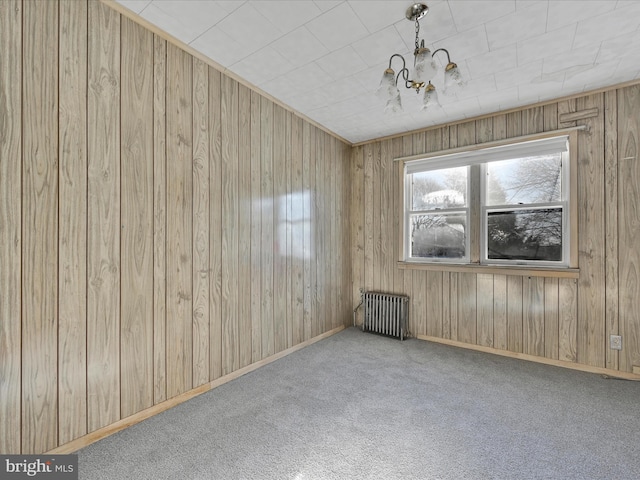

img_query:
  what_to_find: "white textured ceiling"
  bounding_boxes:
[114,0,640,144]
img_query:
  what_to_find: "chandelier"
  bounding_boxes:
[378,3,465,113]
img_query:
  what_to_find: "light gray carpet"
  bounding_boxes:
[78,327,640,479]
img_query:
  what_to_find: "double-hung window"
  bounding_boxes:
[403,135,573,268]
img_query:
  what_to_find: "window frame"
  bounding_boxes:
[404,165,470,264]
[400,131,578,271]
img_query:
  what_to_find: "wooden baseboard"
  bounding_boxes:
[416,334,640,381]
[47,326,345,454]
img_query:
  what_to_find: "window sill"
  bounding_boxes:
[397,261,579,278]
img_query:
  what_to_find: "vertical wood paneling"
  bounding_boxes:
[0,0,22,455]
[544,278,559,360]
[380,140,393,294]
[450,272,459,341]
[330,136,339,329]
[522,106,544,134]
[493,275,507,350]
[493,114,507,141]
[191,58,210,386]
[292,114,304,343]
[289,114,297,336]
[475,117,493,144]
[120,17,154,418]
[315,131,327,332]
[342,142,352,326]
[22,0,60,452]
[285,114,293,337]
[543,103,558,131]
[577,94,606,367]
[477,274,494,347]
[506,111,522,138]
[559,278,578,362]
[208,67,222,380]
[457,273,477,344]
[372,140,382,291]
[303,122,314,338]
[507,276,523,353]
[22,0,59,453]
[58,0,87,445]
[221,75,239,373]
[260,96,275,357]
[441,272,451,339]
[250,91,262,360]
[87,0,120,432]
[308,125,318,338]
[152,35,167,404]
[166,44,193,398]
[238,84,252,367]
[413,272,427,336]
[604,89,619,371]
[618,84,640,372]
[363,144,374,292]
[523,276,545,357]
[273,106,287,351]
[426,271,443,337]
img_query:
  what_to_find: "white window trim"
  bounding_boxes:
[401,133,577,269]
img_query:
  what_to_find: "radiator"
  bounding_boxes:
[362,292,409,340]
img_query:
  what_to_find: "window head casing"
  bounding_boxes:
[403,135,572,268]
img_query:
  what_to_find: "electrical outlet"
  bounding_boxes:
[610,335,622,351]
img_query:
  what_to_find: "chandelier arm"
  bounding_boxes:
[388,53,414,89]
[431,48,452,64]
[388,53,406,71]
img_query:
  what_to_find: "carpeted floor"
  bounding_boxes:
[78,327,640,479]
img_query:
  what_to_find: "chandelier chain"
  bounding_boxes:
[414,18,420,51]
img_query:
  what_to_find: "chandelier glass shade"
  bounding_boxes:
[421,82,440,111]
[379,3,465,113]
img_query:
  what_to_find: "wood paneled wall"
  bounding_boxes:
[0,0,352,454]
[351,84,640,376]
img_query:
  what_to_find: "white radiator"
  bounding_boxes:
[361,291,409,340]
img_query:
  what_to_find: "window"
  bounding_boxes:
[403,135,573,268]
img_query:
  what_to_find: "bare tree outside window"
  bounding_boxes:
[486,154,564,261]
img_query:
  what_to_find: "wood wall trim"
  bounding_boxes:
[558,108,599,123]
[47,326,345,454]
[398,262,580,279]
[416,335,640,381]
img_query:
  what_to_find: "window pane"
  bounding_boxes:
[487,208,562,261]
[410,214,466,259]
[411,167,467,210]
[486,154,562,205]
